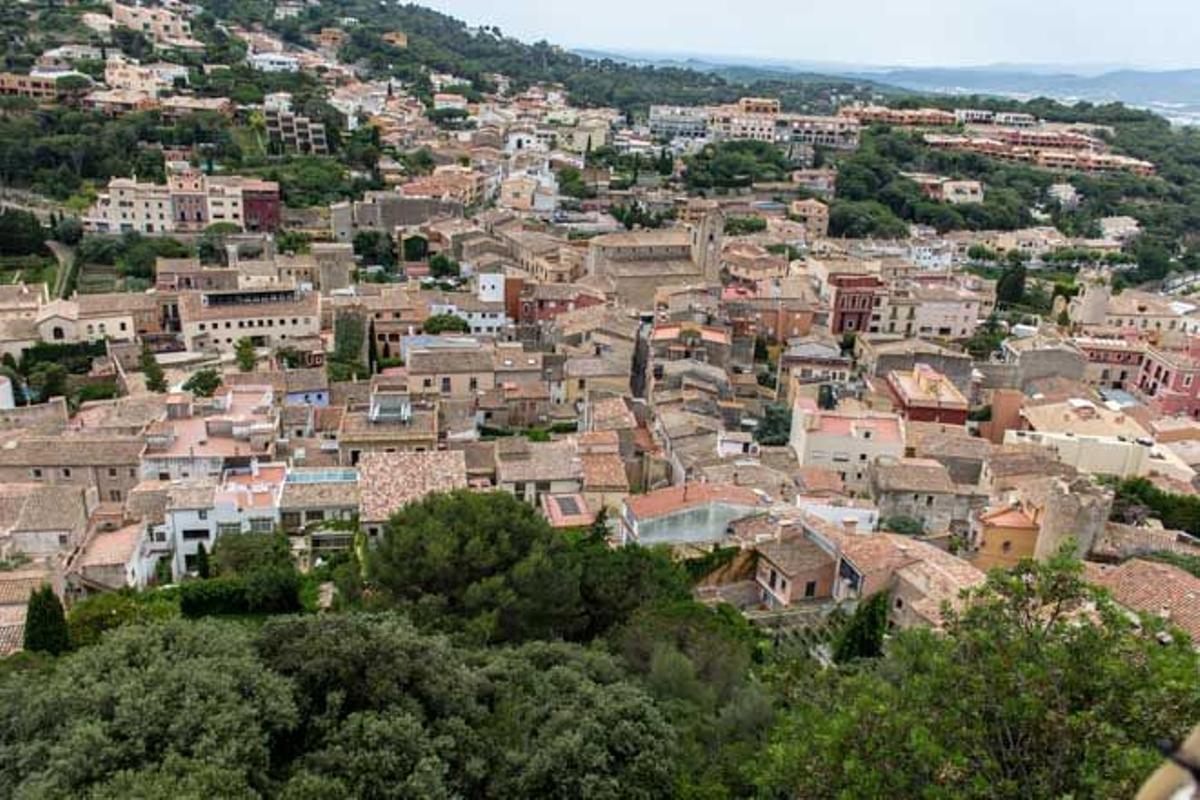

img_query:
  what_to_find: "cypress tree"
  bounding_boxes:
[23,585,69,655]
[833,590,890,662]
[195,543,211,579]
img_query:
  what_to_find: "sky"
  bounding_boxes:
[418,0,1200,70]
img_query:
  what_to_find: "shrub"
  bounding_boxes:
[243,567,301,614]
[179,577,248,618]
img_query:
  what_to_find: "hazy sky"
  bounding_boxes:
[419,0,1200,69]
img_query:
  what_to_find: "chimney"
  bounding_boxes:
[843,518,857,534]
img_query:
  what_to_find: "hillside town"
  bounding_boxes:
[2,0,1200,797]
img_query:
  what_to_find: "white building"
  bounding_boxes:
[247,52,300,73]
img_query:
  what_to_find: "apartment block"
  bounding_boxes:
[265,107,329,155]
[178,287,320,352]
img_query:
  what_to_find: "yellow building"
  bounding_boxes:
[971,504,1040,571]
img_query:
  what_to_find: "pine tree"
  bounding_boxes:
[23,585,69,655]
[195,543,211,578]
[140,342,167,393]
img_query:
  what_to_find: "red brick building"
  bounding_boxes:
[829,274,885,335]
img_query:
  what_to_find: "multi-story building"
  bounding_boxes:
[247,52,300,73]
[708,98,778,142]
[178,287,320,353]
[775,114,861,150]
[165,462,287,577]
[142,389,278,481]
[840,105,956,127]
[789,198,829,238]
[828,274,886,335]
[0,72,68,102]
[648,105,709,140]
[0,435,143,504]
[1136,338,1200,419]
[265,107,329,155]
[789,400,906,492]
[884,363,970,425]
[110,1,202,49]
[1073,335,1146,389]
[86,172,281,234]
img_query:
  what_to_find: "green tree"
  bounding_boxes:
[195,542,211,579]
[368,490,585,642]
[755,404,792,446]
[140,342,167,393]
[882,515,924,536]
[832,590,890,662]
[995,260,1027,306]
[0,209,46,256]
[758,551,1200,798]
[422,313,470,334]
[353,230,396,268]
[235,338,256,372]
[211,532,292,577]
[428,252,459,278]
[23,585,69,655]
[66,590,178,649]
[182,367,222,398]
[27,362,67,402]
[0,621,298,797]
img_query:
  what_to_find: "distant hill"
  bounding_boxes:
[573,45,1200,123]
[852,67,1200,121]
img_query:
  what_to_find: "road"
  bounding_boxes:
[44,240,74,298]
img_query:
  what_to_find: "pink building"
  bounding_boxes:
[1136,338,1200,418]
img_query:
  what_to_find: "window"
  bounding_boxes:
[30,468,42,479]
[182,529,209,541]
[108,468,118,477]
[218,522,241,536]
[804,581,816,598]
[1002,541,1013,554]
[197,510,208,520]
[108,490,122,502]
[895,597,904,609]
[441,377,451,393]
[61,468,71,478]
[249,518,273,533]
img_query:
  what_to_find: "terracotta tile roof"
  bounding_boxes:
[624,482,761,521]
[977,505,1037,528]
[1092,558,1200,641]
[0,569,47,605]
[496,440,582,484]
[871,458,955,494]
[580,452,629,491]
[0,622,22,657]
[125,480,171,525]
[793,466,844,496]
[0,435,144,467]
[589,396,637,431]
[279,477,360,510]
[358,450,467,522]
[14,486,88,533]
[76,524,140,569]
[168,481,217,510]
[757,533,834,577]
